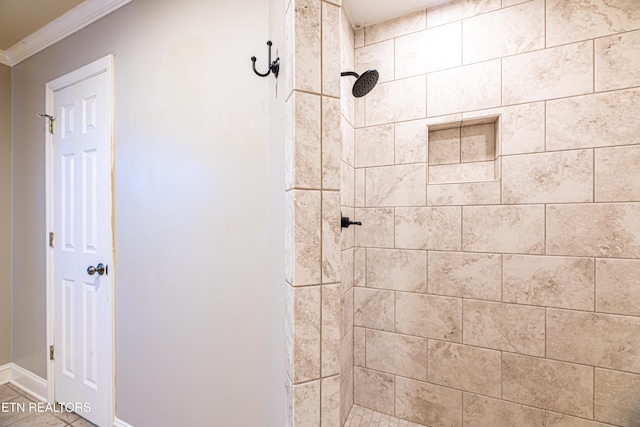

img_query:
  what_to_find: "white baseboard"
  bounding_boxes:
[10,364,48,402]
[114,418,135,427]
[0,363,11,384]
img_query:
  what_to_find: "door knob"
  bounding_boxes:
[87,263,107,276]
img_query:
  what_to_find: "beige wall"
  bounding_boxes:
[344,0,640,426]
[11,0,284,425]
[0,63,11,366]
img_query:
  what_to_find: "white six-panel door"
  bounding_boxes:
[49,56,113,427]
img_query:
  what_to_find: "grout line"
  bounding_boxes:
[593,257,597,313]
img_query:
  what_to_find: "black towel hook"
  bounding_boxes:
[251,41,279,79]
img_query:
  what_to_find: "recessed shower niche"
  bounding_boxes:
[427,116,500,183]
[425,116,501,206]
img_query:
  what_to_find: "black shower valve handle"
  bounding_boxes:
[341,216,362,228]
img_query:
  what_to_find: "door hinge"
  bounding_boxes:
[37,113,55,134]
[49,232,54,247]
[49,345,55,361]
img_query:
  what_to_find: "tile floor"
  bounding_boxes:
[0,383,96,427]
[344,405,427,427]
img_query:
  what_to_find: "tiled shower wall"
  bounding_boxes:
[283,0,343,425]
[343,0,640,426]
[339,3,356,425]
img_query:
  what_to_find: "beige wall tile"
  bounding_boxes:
[395,22,462,78]
[428,340,501,397]
[503,41,593,105]
[501,0,530,6]
[463,393,545,427]
[546,412,612,427]
[367,248,427,292]
[354,97,364,128]
[341,210,355,251]
[502,353,594,418]
[463,300,545,356]
[502,150,594,204]
[341,70,355,129]
[353,287,395,332]
[503,255,595,310]
[322,284,340,377]
[595,368,640,427]
[292,380,321,426]
[340,5,353,48]
[427,181,501,206]
[322,97,341,190]
[353,366,395,415]
[426,113,463,129]
[395,119,427,165]
[353,247,365,288]
[287,92,321,189]
[463,0,544,64]
[547,309,640,373]
[429,161,495,183]
[596,259,640,316]
[340,367,354,423]
[395,206,462,251]
[461,123,495,162]
[546,88,640,151]
[395,376,463,426]
[427,0,501,28]
[547,0,640,47]
[366,330,427,380]
[364,10,426,45]
[462,205,545,254]
[546,203,640,258]
[354,208,394,248]
[322,3,340,97]
[341,287,353,337]
[340,328,353,383]
[321,375,340,427]
[341,116,354,166]
[289,190,322,285]
[365,76,427,126]
[366,164,427,207]
[428,60,501,117]
[322,191,341,283]
[595,145,640,202]
[354,124,394,168]
[341,162,354,208]
[354,28,364,48]
[354,167,365,207]
[396,292,462,342]
[428,251,501,301]
[341,248,353,294]
[285,285,321,383]
[429,128,460,165]
[292,0,321,93]
[355,40,395,83]
[501,102,545,156]
[596,30,640,92]
[354,326,365,366]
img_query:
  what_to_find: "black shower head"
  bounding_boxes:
[341,70,379,97]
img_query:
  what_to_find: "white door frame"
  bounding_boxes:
[45,54,115,423]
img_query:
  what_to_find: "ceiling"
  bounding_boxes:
[0,0,84,50]
[343,0,454,28]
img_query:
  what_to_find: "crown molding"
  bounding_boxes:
[3,0,132,67]
[0,50,9,66]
